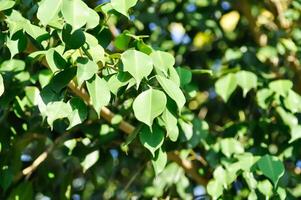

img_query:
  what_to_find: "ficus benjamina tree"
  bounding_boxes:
[0,0,301,199]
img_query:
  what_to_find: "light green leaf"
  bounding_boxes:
[81,150,99,172]
[88,45,105,65]
[37,0,63,26]
[235,153,258,171]
[257,180,273,198]
[178,119,193,141]
[151,51,175,75]
[85,9,100,29]
[207,179,223,200]
[156,75,186,110]
[111,0,138,18]
[139,125,164,157]
[46,101,72,129]
[0,0,14,11]
[168,65,181,86]
[133,88,167,127]
[86,75,111,116]
[276,107,298,128]
[67,98,87,130]
[235,70,257,97]
[0,59,25,72]
[269,80,293,97]
[121,49,153,88]
[242,172,257,189]
[215,73,237,102]
[152,148,167,175]
[257,155,285,186]
[62,0,98,30]
[76,57,99,86]
[289,125,301,143]
[220,138,244,158]
[257,88,273,109]
[0,74,4,97]
[161,108,179,142]
[284,90,301,113]
[108,73,131,95]
[25,86,40,106]
[45,48,67,72]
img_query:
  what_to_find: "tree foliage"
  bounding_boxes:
[1,0,301,199]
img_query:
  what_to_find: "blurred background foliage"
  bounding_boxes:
[1,0,301,199]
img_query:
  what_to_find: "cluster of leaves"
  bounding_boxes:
[1,0,301,199]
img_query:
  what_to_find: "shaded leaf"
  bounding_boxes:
[257,155,285,186]
[139,125,164,157]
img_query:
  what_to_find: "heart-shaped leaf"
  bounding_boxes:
[257,155,285,186]
[133,88,167,128]
[121,49,153,88]
[86,75,111,116]
[111,0,138,18]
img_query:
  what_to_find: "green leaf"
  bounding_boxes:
[25,86,40,106]
[6,33,27,58]
[0,59,25,72]
[81,150,99,172]
[161,108,179,142]
[256,88,273,109]
[133,88,167,128]
[257,180,273,198]
[76,57,99,86]
[168,65,181,86]
[62,26,86,50]
[67,98,87,130]
[176,67,192,86]
[114,32,131,50]
[156,75,186,110]
[289,125,301,143]
[235,70,257,97]
[139,125,164,157]
[220,138,244,158]
[111,0,138,18]
[37,0,63,26]
[284,90,301,113]
[61,0,90,30]
[215,73,237,102]
[107,72,131,95]
[85,9,100,29]
[187,119,208,148]
[151,50,175,75]
[45,48,67,72]
[207,179,223,200]
[46,101,72,129]
[0,74,4,97]
[257,155,285,186]
[86,75,111,116]
[121,49,153,88]
[152,148,167,175]
[178,119,193,141]
[269,80,293,97]
[0,0,14,11]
